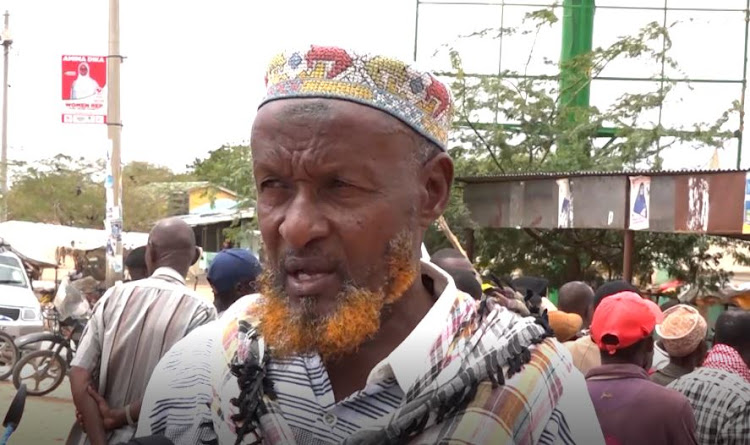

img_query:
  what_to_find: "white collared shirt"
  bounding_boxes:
[72,266,217,444]
[366,261,456,390]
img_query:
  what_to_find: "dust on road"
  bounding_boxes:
[0,378,76,443]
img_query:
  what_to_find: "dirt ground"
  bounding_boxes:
[0,278,215,444]
[0,378,76,443]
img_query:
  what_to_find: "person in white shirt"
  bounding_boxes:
[70,62,101,100]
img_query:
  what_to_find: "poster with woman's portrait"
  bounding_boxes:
[557,179,573,228]
[629,176,650,230]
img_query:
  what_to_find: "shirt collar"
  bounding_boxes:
[585,363,650,381]
[657,362,692,379]
[366,261,471,392]
[151,267,186,285]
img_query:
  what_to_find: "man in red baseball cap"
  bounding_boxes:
[586,291,697,445]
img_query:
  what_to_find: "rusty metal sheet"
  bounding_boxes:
[521,180,556,228]
[462,182,509,228]
[463,176,627,230]
[508,182,526,228]
[674,173,745,234]
[462,170,748,235]
[649,176,675,232]
[569,176,627,229]
[463,180,556,229]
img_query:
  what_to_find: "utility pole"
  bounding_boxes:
[105,0,123,287]
[559,0,595,114]
[0,11,12,222]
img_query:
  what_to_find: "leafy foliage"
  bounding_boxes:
[188,144,257,243]
[7,155,105,228]
[6,156,188,232]
[425,8,746,287]
[188,144,255,208]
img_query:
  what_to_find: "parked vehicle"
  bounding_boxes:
[12,307,85,396]
[0,252,44,340]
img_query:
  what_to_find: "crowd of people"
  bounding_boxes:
[66,44,750,445]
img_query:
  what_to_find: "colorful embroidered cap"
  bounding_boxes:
[591,291,663,355]
[259,45,454,150]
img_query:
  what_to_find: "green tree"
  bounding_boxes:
[188,144,255,208]
[7,155,105,228]
[188,144,257,244]
[7,155,186,232]
[122,162,193,232]
[426,9,746,288]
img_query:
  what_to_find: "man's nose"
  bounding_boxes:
[278,193,330,249]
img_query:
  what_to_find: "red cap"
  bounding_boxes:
[590,291,663,355]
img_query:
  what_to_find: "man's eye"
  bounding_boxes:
[330,179,351,188]
[260,179,285,189]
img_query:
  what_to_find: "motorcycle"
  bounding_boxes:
[1,384,25,445]
[12,276,90,396]
[12,307,85,396]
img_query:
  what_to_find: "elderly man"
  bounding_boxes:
[136,45,603,445]
[558,281,595,330]
[69,218,217,445]
[650,304,708,386]
[207,248,262,315]
[586,292,697,445]
[668,310,750,444]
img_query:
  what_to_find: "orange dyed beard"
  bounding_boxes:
[256,232,418,361]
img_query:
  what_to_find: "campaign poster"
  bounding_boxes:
[557,179,573,228]
[61,55,107,124]
[629,176,650,230]
[743,173,750,234]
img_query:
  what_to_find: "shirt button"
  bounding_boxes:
[323,412,337,427]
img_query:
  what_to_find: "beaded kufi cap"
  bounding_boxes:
[656,304,707,358]
[260,45,454,150]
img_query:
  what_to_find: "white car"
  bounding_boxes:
[0,251,43,338]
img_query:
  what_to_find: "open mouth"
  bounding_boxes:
[284,259,339,297]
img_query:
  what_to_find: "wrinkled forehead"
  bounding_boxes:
[251,98,418,161]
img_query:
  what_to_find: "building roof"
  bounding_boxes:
[144,181,238,197]
[0,221,149,264]
[456,168,750,184]
[176,209,255,227]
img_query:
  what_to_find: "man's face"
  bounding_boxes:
[250,99,451,359]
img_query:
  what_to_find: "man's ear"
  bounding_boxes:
[418,152,454,228]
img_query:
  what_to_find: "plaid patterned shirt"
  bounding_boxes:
[668,367,750,445]
[702,344,750,384]
[138,262,604,444]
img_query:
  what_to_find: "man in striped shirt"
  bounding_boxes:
[69,217,218,445]
[137,45,604,445]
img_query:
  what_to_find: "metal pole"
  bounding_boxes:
[623,177,634,283]
[0,12,11,222]
[559,0,595,111]
[413,0,420,62]
[559,0,595,158]
[738,0,749,169]
[105,0,123,287]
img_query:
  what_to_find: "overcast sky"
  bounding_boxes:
[0,0,747,176]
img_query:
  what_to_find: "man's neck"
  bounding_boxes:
[152,263,187,278]
[325,276,436,402]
